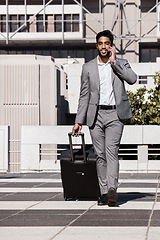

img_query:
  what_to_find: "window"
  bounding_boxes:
[140,46,160,62]
[27,15,36,32]
[0,14,27,33]
[0,15,6,32]
[19,15,26,32]
[72,14,79,32]
[0,13,79,33]
[141,49,149,62]
[9,15,18,32]
[138,76,147,84]
[140,0,156,13]
[0,47,97,62]
[150,49,158,62]
[46,15,54,32]
[55,14,79,32]
[64,14,71,32]
[54,14,62,32]
[37,14,43,32]
[65,14,79,32]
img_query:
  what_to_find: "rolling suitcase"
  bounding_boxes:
[60,132,100,200]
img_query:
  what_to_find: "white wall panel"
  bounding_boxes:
[0,55,58,172]
[21,125,160,172]
[0,126,9,172]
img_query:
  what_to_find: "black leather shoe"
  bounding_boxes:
[107,188,118,207]
[97,194,108,205]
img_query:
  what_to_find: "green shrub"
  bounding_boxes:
[125,72,160,125]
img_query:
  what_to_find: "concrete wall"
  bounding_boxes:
[0,55,59,172]
[1,124,160,172]
[21,125,160,173]
[126,60,160,92]
[54,57,86,114]
[0,126,9,173]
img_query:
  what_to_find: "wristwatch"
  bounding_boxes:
[112,59,117,65]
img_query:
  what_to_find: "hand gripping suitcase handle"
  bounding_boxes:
[68,132,87,163]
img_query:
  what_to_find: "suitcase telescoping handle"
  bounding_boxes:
[68,132,87,163]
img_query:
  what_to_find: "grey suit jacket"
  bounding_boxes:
[75,57,137,127]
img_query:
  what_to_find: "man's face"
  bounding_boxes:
[96,36,112,58]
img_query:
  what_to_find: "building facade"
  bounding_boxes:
[0,0,160,63]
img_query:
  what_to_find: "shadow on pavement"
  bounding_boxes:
[117,192,155,206]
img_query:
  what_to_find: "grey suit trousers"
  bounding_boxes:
[89,109,124,195]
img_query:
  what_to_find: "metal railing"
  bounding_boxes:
[0,0,160,44]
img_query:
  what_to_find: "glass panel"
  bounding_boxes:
[34,50,42,55]
[150,48,158,62]
[72,14,79,32]
[138,76,147,84]
[68,49,76,58]
[43,50,51,56]
[37,15,44,32]
[60,50,67,57]
[0,50,7,54]
[77,49,85,58]
[28,15,36,32]
[54,15,62,32]
[8,0,24,4]
[159,48,160,58]
[8,50,17,54]
[141,49,150,62]
[17,50,25,54]
[64,14,71,32]
[93,48,98,57]
[10,15,18,32]
[19,15,26,32]
[51,50,59,58]
[25,50,34,54]
[46,15,54,32]
[85,49,95,62]
[1,15,6,32]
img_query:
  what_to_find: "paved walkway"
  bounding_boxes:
[0,172,159,240]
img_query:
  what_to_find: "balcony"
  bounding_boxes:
[0,4,83,44]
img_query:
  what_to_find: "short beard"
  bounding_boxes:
[98,50,110,59]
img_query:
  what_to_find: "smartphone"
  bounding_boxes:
[108,51,112,57]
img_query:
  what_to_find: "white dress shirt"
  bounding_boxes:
[97,56,115,106]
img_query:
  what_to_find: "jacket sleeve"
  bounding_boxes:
[111,59,137,85]
[75,64,90,125]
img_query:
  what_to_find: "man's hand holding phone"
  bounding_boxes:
[108,46,116,63]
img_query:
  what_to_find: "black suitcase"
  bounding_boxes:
[60,132,100,200]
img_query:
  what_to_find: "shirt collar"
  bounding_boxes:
[97,55,111,66]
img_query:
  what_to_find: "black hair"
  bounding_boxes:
[96,30,114,46]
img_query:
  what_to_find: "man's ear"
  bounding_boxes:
[96,43,98,49]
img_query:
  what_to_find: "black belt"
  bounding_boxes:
[98,105,116,110]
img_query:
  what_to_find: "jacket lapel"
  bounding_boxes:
[91,57,100,91]
[111,68,116,86]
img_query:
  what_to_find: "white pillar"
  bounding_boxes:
[6,0,9,44]
[62,0,64,44]
[138,145,148,171]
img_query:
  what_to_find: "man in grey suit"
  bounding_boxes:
[72,30,137,206]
